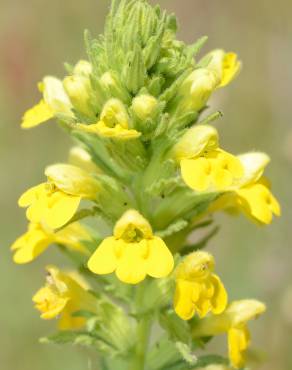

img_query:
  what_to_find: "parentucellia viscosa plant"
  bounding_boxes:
[12,1,280,369]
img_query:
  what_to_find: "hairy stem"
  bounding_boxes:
[129,284,152,370]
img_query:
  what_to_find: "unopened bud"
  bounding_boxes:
[171,125,219,161]
[63,75,93,117]
[100,72,131,103]
[69,147,101,173]
[131,94,158,120]
[73,60,92,77]
[179,68,219,112]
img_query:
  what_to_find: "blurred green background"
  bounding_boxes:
[0,0,291,369]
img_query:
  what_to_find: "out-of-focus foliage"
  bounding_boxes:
[0,0,291,370]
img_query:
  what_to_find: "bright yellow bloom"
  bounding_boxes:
[21,76,73,128]
[11,222,90,264]
[33,266,97,330]
[18,164,100,229]
[193,300,266,369]
[174,251,227,320]
[209,152,281,224]
[76,98,141,140]
[205,49,241,88]
[181,149,243,192]
[88,209,174,284]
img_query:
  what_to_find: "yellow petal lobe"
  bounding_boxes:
[21,100,54,129]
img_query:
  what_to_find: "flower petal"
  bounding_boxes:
[18,183,46,207]
[210,273,228,314]
[21,100,54,129]
[181,158,211,191]
[146,237,174,278]
[12,225,53,264]
[228,327,250,369]
[174,279,196,320]
[87,237,118,275]
[115,242,147,284]
[44,192,81,229]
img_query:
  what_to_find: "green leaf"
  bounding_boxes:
[198,111,223,125]
[175,342,197,365]
[141,277,174,312]
[40,330,98,346]
[159,310,191,345]
[146,338,184,370]
[156,219,189,239]
[186,36,208,60]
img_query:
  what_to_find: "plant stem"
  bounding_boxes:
[129,284,152,370]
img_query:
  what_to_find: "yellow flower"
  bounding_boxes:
[33,266,97,330]
[209,152,281,224]
[174,251,227,320]
[193,300,266,369]
[76,98,141,140]
[18,164,100,229]
[181,149,243,192]
[11,222,90,264]
[88,209,174,284]
[204,49,241,88]
[21,76,73,129]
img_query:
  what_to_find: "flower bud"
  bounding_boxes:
[45,163,100,199]
[69,146,101,173]
[131,94,158,120]
[100,72,131,103]
[63,75,94,117]
[171,125,219,161]
[178,68,220,112]
[73,60,92,76]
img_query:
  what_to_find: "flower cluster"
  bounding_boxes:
[12,1,280,369]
